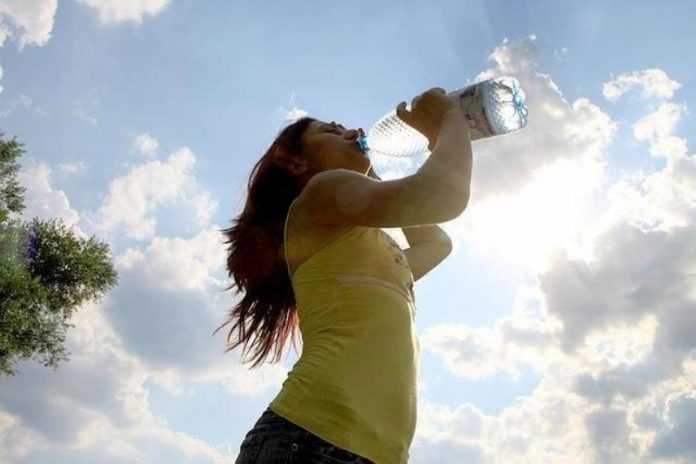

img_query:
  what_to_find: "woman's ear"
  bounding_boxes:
[286,157,309,175]
[273,147,309,175]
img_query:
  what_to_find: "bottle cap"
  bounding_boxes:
[357,134,370,153]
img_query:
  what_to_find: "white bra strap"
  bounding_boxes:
[284,197,299,281]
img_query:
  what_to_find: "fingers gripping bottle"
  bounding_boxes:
[357,76,529,157]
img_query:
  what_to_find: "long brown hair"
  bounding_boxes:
[214,116,317,369]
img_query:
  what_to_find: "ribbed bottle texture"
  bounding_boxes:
[360,76,528,157]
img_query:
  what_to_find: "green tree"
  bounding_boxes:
[0,134,118,376]
[0,132,25,224]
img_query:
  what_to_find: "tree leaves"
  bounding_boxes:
[0,134,118,376]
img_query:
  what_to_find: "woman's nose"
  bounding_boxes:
[345,128,363,141]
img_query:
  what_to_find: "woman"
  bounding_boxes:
[217,88,474,463]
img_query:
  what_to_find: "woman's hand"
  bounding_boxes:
[396,87,461,150]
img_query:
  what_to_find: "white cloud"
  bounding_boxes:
[632,101,690,162]
[0,0,57,93]
[284,106,309,123]
[15,161,83,232]
[132,132,159,157]
[603,164,696,232]
[539,223,696,353]
[58,160,86,175]
[279,92,309,124]
[76,0,170,25]
[0,93,47,118]
[186,188,218,227]
[602,68,682,102]
[413,388,597,464]
[421,324,514,380]
[410,401,489,462]
[412,363,696,463]
[87,147,218,240]
[105,237,290,398]
[115,226,226,293]
[0,300,235,463]
[633,102,683,142]
[0,0,57,48]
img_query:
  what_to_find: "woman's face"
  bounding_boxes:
[300,119,371,176]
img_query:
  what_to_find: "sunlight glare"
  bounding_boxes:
[454,158,605,273]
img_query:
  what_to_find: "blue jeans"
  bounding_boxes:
[235,406,374,464]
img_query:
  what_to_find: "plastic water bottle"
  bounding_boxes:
[357,76,528,157]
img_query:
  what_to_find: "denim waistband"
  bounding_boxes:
[249,407,373,463]
[255,406,314,434]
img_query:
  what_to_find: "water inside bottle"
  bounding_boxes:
[484,78,528,134]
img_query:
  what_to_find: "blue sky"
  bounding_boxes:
[1,1,695,463]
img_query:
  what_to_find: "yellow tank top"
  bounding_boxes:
[269,197,420,464]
